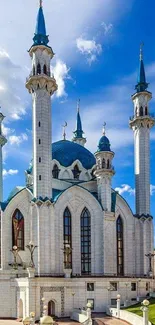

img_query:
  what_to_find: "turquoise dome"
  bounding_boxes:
[98,135,111,152]
[52,140,95,169]
[27,140,96,174]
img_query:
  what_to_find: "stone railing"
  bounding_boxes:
[107,307,152,325]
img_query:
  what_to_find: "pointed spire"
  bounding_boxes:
[73,99,84,139]
[103,122,106,136]
[62,122,67,141]
[135,43,148,93]
[32,1,49,47]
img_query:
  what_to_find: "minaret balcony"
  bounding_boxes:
[129,113,155,129]
[26,73,58,94]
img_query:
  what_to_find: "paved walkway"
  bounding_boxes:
[0,316,131,325]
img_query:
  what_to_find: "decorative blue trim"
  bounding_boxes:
[134,214,153,220]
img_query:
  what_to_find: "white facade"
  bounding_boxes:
[0,4,154,321]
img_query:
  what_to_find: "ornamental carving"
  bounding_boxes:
[40,286,65,316]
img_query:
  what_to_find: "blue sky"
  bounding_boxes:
[0,0,155,221]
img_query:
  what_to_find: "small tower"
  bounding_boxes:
[26,1,57,198]
[130,45,155,216]
[72,100,86,146]
[0,113,7,202]
[94,124,115,211]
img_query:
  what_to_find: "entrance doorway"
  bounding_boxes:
[18,299,23,318]
[48,300,55,316]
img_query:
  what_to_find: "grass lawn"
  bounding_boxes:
[125,298,155,325]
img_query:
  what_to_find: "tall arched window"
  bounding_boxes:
[145,106,148,115]
[37,63,41,75]
[117,216,124,275]
[52,164,59,179]
[73,165,80,180]
[81,208,91,274]
[107,159,110,169]
[102,158,105,169]
[140,106,143,116]
[43,64,47,75]
[33,65,35,76]
[12,210,24,250]
[63,208,72,269]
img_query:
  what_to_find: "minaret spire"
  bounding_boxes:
[135,43,148,92]
[72,100,86,147]
[40,0,43,7]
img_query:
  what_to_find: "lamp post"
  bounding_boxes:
[23,317,31,325]
[26,241,37,268]
[141,299,150,325]
[116,294,121,319]
[137,278,141,302]
[10,246,20,270]
[71,292,75,310]
[145,252,155,276]
[124,283,129,307]
[30,312,35,325]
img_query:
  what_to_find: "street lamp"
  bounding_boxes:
[10,246,20,270]
[71,292,75,310]
[137,278,141,302]
[141,299,150,325]
[116,294,121,319]
[26,241,37,268]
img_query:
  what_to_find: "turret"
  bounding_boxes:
[94,124,115,211]
[26,0,57,199]
[72,100,86,147]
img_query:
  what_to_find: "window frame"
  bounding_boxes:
[81,208,91,275]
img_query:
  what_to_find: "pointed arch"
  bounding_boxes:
[12,209,24,250]
[102,158,105,169]
[81,207,91,274]
[116,216,124,275]
[52,164,59,179]
[33,65,35,76]
[43,64,47,75]
[73,164,81,180]
[63,207,72,269]
[37,63,41,75]
[140,106,143,116]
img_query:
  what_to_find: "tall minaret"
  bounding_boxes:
[72,100,86,146]
[26,1,57,198]
[0,113,7,202]
[130,45,155,216]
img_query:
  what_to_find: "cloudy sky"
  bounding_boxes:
[1,0,155,222]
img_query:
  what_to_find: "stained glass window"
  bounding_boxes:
[117,216,124,275]
[63,208,72,269]
[12,210,24,250]
[81,208,91,274]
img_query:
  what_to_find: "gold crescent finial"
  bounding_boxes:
[140,42,144,61]
[62,122,67,140]
[40,0,43,7]
[103,122,106,136]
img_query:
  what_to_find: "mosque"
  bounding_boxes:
[0,1,154,320]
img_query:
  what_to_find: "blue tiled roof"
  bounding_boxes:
[97,135,111,152]
[73,111,84,138]
[32,6,49,47]
[52,140,96,169]
[135,58,148,93]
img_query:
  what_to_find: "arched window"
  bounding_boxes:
[12,210,24,250]
[43,64,47,75]
[117,216,124,275]
[140,106,143,116]
[37,63,41,75]
[102,158,105,169]
[63,208,72,269]
[81,208,91,274]
[145,106,148,115]
[107,159,110,169]
[33,65,35,76]
[52,164,59,179]
[73,165,80,180]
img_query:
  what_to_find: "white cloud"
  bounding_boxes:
[115,184,135,196]
[51,60,70,98]
[101,22,113,35]
[150,185,155,196]
[76,37,102,64]
[0,48,28,121]
[3,169,18,178]
[9,133,28,146]
[115,184,155,196]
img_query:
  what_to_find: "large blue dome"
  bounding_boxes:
[52,140,95,169]
[98,135,111,152]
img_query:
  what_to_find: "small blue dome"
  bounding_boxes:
[98,135,111,152]
[52,140,95,169]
